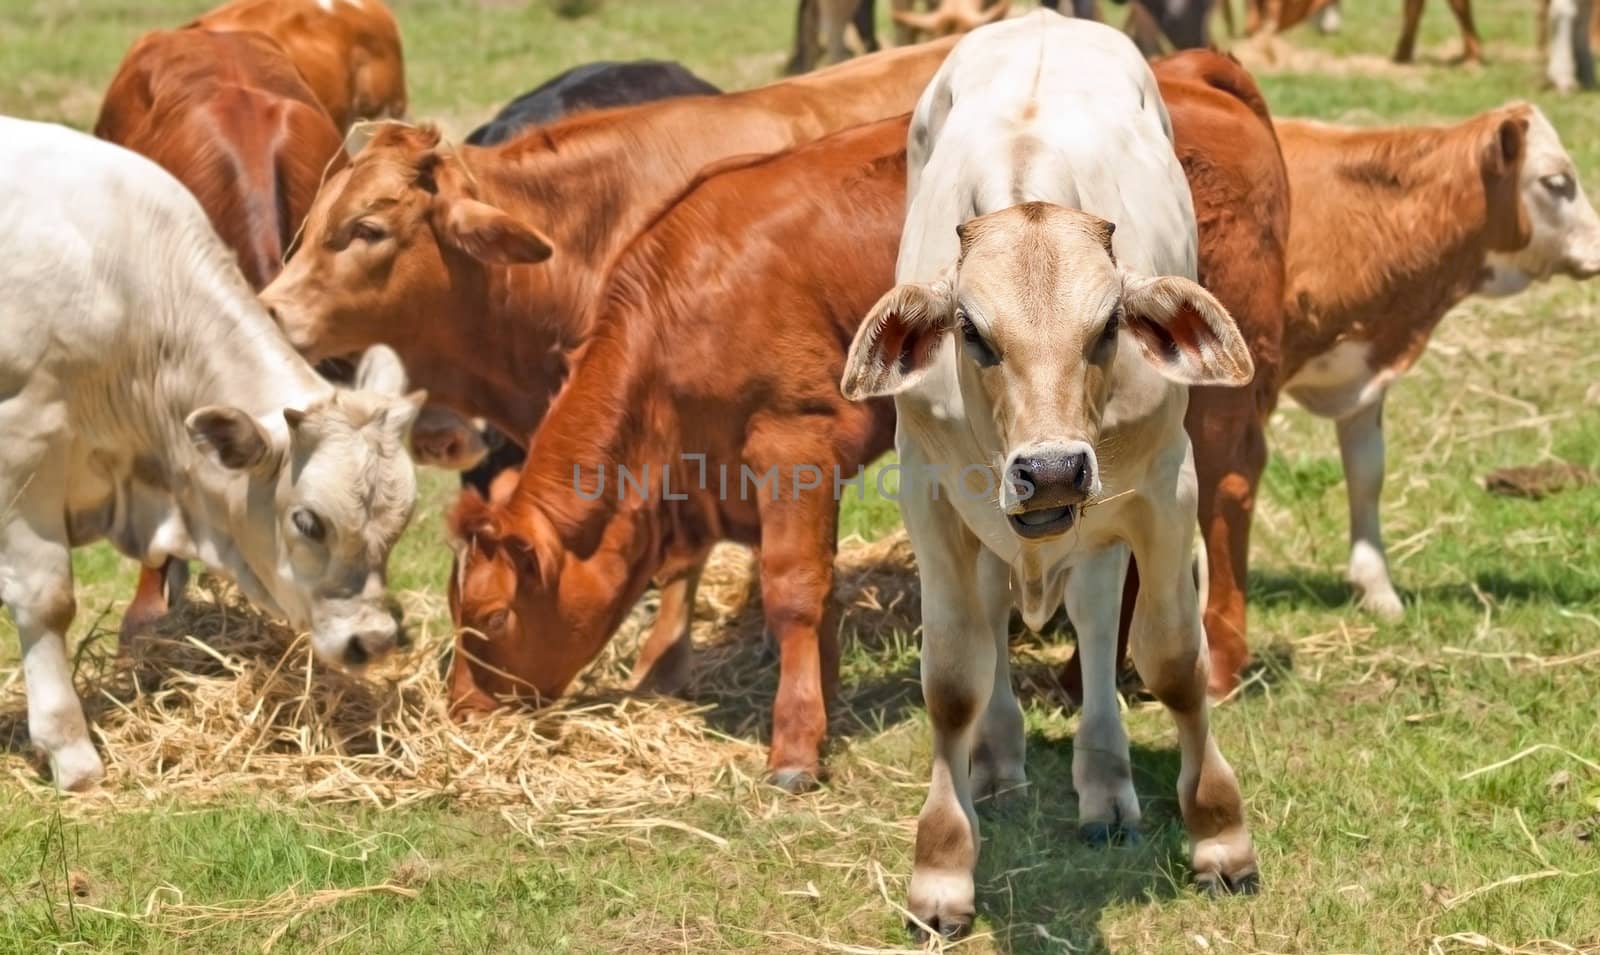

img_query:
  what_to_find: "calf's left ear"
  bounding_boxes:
[840,280,957,400]
[187,406,279,473]
[433,194,554,266]
[1120,273,1254,387]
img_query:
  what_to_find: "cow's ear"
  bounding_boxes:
[187,406,278,473]
[1120,273,1254,387]
[433,194,554,266]
[1483,114,1527,178]
[353,345,408,397]
[840,280,957,399]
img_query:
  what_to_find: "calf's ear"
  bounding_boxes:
[1481,114,1527,179]
[379,390,430,437]
[353,345,409,397]
[187,406,278,472]
[840,280,956,400]
[1120,273,1254,387]
[433,194,554,266]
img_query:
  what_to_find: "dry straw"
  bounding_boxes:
[0,533,928,826]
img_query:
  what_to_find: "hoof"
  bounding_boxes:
[907,912,971,942]
[1079,821,1141,847]
[1196,869,1260,896]
[767,768,821,794]
[48,742,106,793]
[1357,587,1404,622]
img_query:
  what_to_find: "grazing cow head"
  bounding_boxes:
[261,124,554,362]
[894,0,1012,40]
[1480,105,1600,296]
[445,489,604,703]
[186,368,425,668]
[841,202,1251,541]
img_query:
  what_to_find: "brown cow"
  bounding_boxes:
[259,38,957,695]
[446,117,908,791]
[194,0,407,131]
[1077,102,1600,697]
[1058,49,1290,703]
[1244,0,1482,64]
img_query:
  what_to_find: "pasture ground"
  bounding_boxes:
[3,0,1599,951]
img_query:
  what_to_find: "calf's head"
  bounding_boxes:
[1480,105,1600,295]
[261,124,554,362]
[186,382,425,668]
[841,202,1251,541]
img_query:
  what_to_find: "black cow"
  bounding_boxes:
[458,60,723,494]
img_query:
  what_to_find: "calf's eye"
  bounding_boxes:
[292,509,326,542]
[958,312,999,368]
[1540,173,1576,199]
[350,221,387,243]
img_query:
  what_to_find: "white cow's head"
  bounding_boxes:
[186,368,424,668]
[1480,105,1600,296]
[842,202,1251,541]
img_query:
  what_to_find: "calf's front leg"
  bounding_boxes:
[1337,396,1404,620]
[2,462,102,790]
[756,497,840,793]
[902,483,1004,938]
[1129,486,1257,893]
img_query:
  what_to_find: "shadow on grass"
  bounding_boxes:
[1251,567,1600,613]
[975,735,1191,954]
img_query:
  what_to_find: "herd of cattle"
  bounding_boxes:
[3,0,1598,938]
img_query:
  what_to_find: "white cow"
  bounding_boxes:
[841,13,1258,936]
[1541,0,1596,93]
[0,117,424,790]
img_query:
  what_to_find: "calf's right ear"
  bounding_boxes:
[187,407,277,472]
[840,280,956,400]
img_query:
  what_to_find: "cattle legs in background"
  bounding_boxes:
[1337,396,1405,620]
[1542,0,1597,92]
[788,0,880,74]
[627,566,703,696]
[120,560,189,641]
[1395,0,1482,63]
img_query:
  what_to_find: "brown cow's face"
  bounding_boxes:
[262,125,553,362]
[841,203,1252,541]
[446,489,604,703]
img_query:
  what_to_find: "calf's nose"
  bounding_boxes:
[1011,451,1093,505]
[343,626,399,667]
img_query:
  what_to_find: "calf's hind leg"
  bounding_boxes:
[1065,545,1142,843]
[970,548,1025,802]
[1,451,102,790]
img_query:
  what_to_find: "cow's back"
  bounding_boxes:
[901,13,1195,282]
[1155,50,1290,409]
[466,61,722,147]
[95,29,347,289]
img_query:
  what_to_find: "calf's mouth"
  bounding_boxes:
[1007,504,1078,540]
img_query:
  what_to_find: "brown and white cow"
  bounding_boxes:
[447,115,909,790]
[1267,106,1600,625]
[259,38,957,696]
[193,0,406,132]
[840,12,1257,937]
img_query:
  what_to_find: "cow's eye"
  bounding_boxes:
[482,608,510,633]
[292,509,325,542]
[1540,172,1576,199]
[350,220,387,243]
[958,312,999,367]
[1101,308,1121,346]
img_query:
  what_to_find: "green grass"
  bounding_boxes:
[5,0,1600,951]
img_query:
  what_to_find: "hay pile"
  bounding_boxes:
[0,532,928,818]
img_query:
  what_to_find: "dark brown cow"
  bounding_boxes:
[95,27,350,637]
[194,0,407,131]
[447,116,909,791]
[259,38,957,695]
